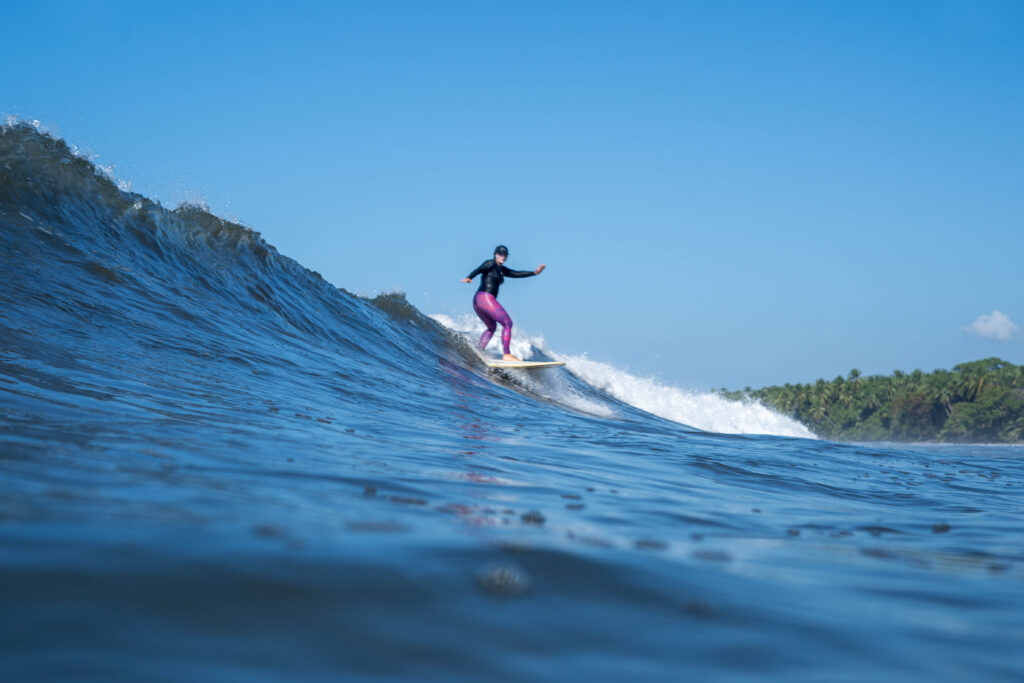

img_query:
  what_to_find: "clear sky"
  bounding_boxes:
[3,1,1022,389]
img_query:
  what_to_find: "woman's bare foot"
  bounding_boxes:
[503,354,521,361]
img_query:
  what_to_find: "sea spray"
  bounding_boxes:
[431,313,814,438]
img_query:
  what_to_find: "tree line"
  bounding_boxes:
[720,358,1024,442]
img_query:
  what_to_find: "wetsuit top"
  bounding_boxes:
[466,259,536,297]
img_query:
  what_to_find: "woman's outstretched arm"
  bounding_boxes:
[502,263,546,278]
[462,260,492,282]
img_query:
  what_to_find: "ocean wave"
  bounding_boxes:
[3,119,1021,682]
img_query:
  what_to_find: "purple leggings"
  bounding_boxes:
[473,291,513,355]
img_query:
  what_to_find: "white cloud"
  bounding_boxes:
[964,310,1020,341]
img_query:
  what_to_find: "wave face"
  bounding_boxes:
[2,121,1022,681]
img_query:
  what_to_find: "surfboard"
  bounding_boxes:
[475,351,565,369]
[482,359,565,369]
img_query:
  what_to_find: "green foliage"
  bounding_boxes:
[725,357,1024,443]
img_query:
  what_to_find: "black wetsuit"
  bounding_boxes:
[465,259,536,297]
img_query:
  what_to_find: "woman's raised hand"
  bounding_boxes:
[535,264,546,275]
[461,278,472,283]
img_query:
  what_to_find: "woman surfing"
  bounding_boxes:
[461,245,546,361]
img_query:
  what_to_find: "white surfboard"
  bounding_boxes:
[475,351,565,370]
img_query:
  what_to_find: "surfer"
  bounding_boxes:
[461,245,546,361]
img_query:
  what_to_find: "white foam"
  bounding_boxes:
[431,313,815,439]
[547,352,815,438]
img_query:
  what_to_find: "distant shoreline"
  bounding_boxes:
[721,358,1024,444]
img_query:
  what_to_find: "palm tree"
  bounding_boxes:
[847,369,862,393]
[811,399,828,423]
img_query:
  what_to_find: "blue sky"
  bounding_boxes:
[3,1,1022,388]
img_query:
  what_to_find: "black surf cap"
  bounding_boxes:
[494,245,509,256]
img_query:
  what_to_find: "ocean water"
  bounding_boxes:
[1,121,1022,682]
